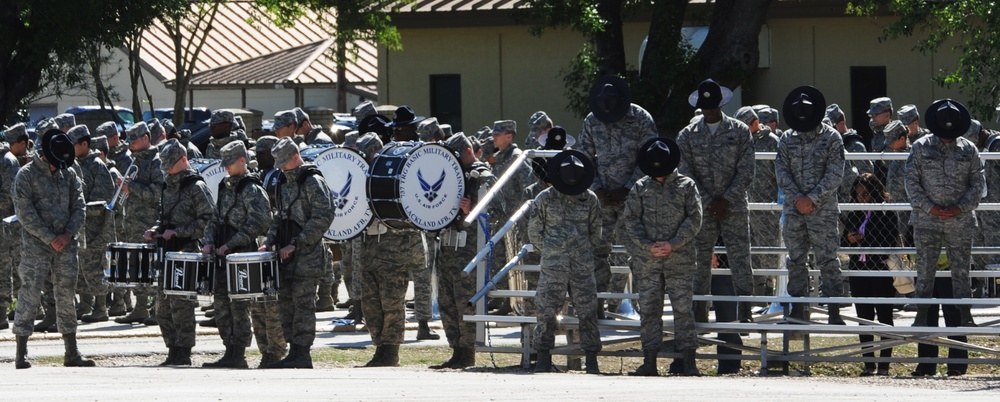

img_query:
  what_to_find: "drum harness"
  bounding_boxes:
[275,166,322,269]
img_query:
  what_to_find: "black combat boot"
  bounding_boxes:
[159,347,177,366]
[371,344,398,367]
[81,293,109,323]
[911,306,929,327]
[63,333,96,367]
[450,347,475,369]
[416,320,440,340]
[959,305,977,327]
[827,303,846,325]
[172,347,192,366]
[535,349,552,373]
[16,335,31,369]
[268,344,299,368]
[33,307,56,332]
[203,346,233,368]
[221,346,248,369]
[738,302,754,323]
[681,349,700,376]
[279,344,313,369]
[429,347,460,369]
[629,349,659,376]
[316,284,336,312]
[363,345,384,367]
[585,351,600,374]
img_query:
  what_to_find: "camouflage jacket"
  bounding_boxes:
[676,114,755,211]
[0,145,19,217]
[186,142,204,160]
[775,124,845,215]
[454,161,496,229]
[982,132,1000,203]
[905,135,985,227]
[527,187,602,271]
[155,168,215,250]
[840,128,873,201]
[12,154,86,254]
[205,135,240,159]
[76,150,115,243]
[749,127,780,203]
[203,173,271,253]
[122,147,164,241]
[109,144,133,173]
[885,140,911,203]
[622,172,702,264]
[578,104,658,191]
[305,126,334,146]
[490,144,531,221]
[870,121,889,153]
[264,164,335,278]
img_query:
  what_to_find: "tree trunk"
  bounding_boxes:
[593,0,627,77]
[336,40,348,112]
[635,0,690,135]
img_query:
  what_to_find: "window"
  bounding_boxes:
[430,75,462,132]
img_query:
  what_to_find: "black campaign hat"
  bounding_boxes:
[41,129,75,170]
[389,105,425,127]
[589,75,632,124]
[688,79,733,110]
[359,114,392,144]
[924,99,972,140]
[547,150,595,196]
[531,126,570,182]
[783,86,827,132]
[637,137,681,178]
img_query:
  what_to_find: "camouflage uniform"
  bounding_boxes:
[154,167,214,349]
[514,180,548,314]
[11,155,86,336]
[75,149,115,292]
[304,127,334,146]
[905,135,984,300]
[622,173,701,353]
[357,228,415,347]
[263,163,335,347]
[114,144,164,322]
[578,104,658,311]
[204,172,270,348]
[405,230,433,321]
[435,160,495,348]
[840,128,874,202]
[676,114,756,321]
[972,130,1000,272]
[205,135,241,159]
[527,187,603,353]
[884,131,913,245]
[0,143,20,316]
[490,142,531,305]
[749,126,781,296]
[775,124,846,298]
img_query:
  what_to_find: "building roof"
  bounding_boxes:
[391,0,527,13]
[140,1,376,93]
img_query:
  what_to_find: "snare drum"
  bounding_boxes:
[190,158,227,203]
[367,142,465,231]
[300,145,373,240]
[226,252,280,300]
[106,242,157,287]
[162,252,214,299]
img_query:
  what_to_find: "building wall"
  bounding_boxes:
[380,22,651,138]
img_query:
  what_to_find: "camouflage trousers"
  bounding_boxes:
[342,241,361,301]
[12,247,80,336]
[914,224,973,300]
[974,211,1000,270]
[155,289,198,348]
[634,261,697,352]
[213,267,252,347]
[594,205,629,310]
[435,241,477,348]
[749,211,780,296]
[361,265,408,346]
[77,243,108,296]
[409,238,433,321]
[783,211,843,298]
[250,301,287,355]
[278,275,319,346]
[0,235,16,306]
[693,210,754,297]
[534,264,602,353]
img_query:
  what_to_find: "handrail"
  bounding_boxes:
[468,244,533,306]
[749,202,1000,211]
[461,199,534,275]
[754,151,1000,161]
[463,149,561,225]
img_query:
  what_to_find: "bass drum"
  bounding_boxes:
[367,142,465,231]
[300,145,373,241]
[190,158,227,203]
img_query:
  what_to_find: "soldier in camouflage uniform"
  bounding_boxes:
[417,117,446,142]
[205,110,251,159]
[677,80,756,323]
[94,122,132,316]
[66,126,116,323]
[775,86,846,324]
[352,133,415,367]
[249,136,287,367]
[0,123,28,329]
[736,107,780,299]
[177,129,203,160]
[524,111,553,151]
[489,120,531,315]
[753,105,782,138]
[826,104,875,202]
[867,97,895,182]
[427,134,495,369]
[528,150,603,374]
[202,141,270,368]
[622,138,701,377]
[271,110,298,142]
[906,99,984,327]
[145,139,214,366]
[292,107,334,146]
[114,122,164,325]
[103,123,133,174]
[965,120,1000,277]
[261,137,335,368]
[12,130,95,369]
[886,105,925,247]
[579,76,658,316]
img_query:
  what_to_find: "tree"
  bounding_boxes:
[517,0,772,135]
[160,0,223,127]
[256,0,405,112]
[0,0,174,124]
[849,0,1000,119]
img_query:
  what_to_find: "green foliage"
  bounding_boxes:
[849,0,1000,119]
[560,44,601,118]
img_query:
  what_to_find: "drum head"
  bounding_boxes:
[190,158,226,203]
[307,147,374,241]
[397,143,465,231]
